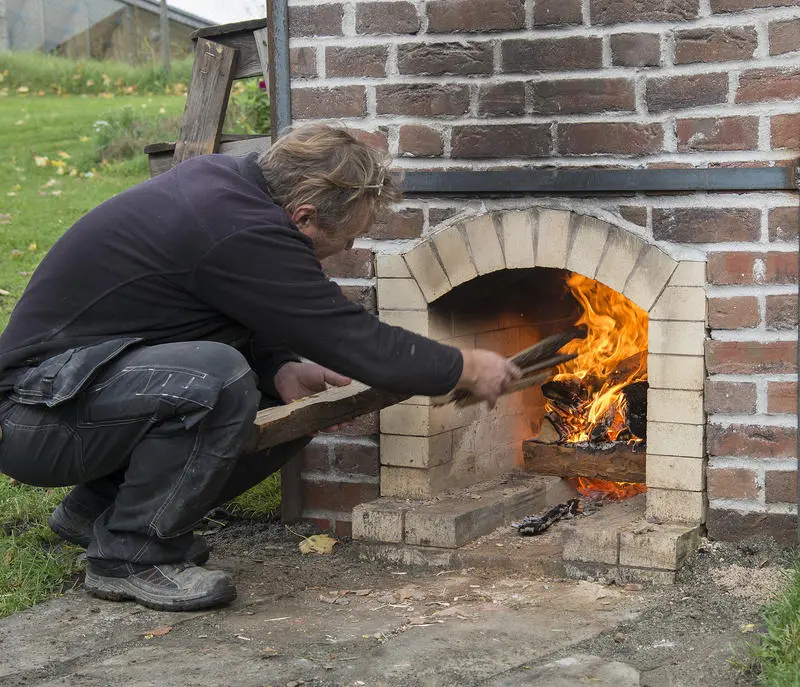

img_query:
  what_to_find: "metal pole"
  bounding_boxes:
[0,0,9,52]
[160,0,170,71]
[267,0,291,138]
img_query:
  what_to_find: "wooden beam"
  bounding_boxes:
[172,38,237,164]
[522,439,646,483]
[250,382,410,452]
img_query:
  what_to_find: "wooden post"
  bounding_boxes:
[160,0,170,72]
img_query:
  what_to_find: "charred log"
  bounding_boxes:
[523,439,646,483]
[511,499,581,536]
[622,381,648,440]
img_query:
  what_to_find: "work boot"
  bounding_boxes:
[49,502,211,565]
[84,562,236,612]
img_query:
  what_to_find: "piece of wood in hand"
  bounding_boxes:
[534,416,561,444]
[251,382,409,452]
[522,439,645,483]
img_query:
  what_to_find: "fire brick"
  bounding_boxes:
[648,354,705,391]
[646,488,706,524]
[352,499,407,543]
[646,455,705,491]
[669,262,706,287]
[649,286,706,321]
[404,242,451,302]
[566,216,610,279]
[464,215,506,274]
[377,278,426,310]
[647,389,704,425]
[624,245,677,312]
[595,227,646,293]
[649,321,705,356]
[535,209,572,269]
[619,523,701,570]
[647,421,705,458]
[381,432,452,469]
[376,254,411,279]
[434,226,478,287]
[500,211,537,269]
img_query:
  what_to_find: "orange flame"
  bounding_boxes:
[547,273,649,444]
[572,477,648,501]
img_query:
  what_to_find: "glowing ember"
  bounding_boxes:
[572,477,648,501]
[547,273,649,445]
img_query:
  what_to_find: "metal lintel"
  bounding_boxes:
[399,166,798,195]
[266,0,291,141]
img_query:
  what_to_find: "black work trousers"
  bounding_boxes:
[0,341,306,566]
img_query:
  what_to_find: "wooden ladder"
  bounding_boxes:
[144,18,274,178]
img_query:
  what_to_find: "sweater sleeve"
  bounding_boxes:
[191,224,463,396]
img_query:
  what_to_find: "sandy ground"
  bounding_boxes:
[0,515,790,687]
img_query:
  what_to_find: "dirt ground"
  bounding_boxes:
[0,513,791,687]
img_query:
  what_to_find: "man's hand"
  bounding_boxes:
[273,361,351,404]
[457,349,522,408]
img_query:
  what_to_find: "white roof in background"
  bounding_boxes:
[167,0,266,24]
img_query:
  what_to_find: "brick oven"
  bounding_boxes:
[287,0,799,565]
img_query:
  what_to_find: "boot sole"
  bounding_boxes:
[84,570,236,612]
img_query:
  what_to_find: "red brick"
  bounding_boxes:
[677,116,759,151]
[376,84,470,116]
[430,208,460,225]
[502,37,603,73]
[370,207,424,240]
[322,248,373,279]
[351,128,390,152]
[646,73,729,113]
[674,27,757,64]
[619,206,648,226]
[452,124,552,158]
[711,0,798,10]
[707,509,796,546]
[558,122,662,155]
[399,125,444,157]
[769,382,798,415]
[478,82,526,117]
[591,0,700,24]
[653,208,759,243]
[300,440,331,473]
[708,424,797,458]
[534,0,582,25]
[289,4,344,36]
[766,252,799,283]
[290,47,317,79]
[356,2,420,34]
[769,207,799,242]
[771,114,800,150]
[427,0,524,32]
[708,296,760,329]
[528,78,635,115]
[708,251,799,284]
[769,19,800,55]
[765,471,797,504]
[330,441,380,476]
[705,380,757,414]
[397,42,493,76]
[292,86,367,119]
[326,46,388,78]
[610,33,661,67]
[302,479,379,511]
[333,519,353,538]
[736,68,800,103]
[766,294,798,330]
[706,340,798,375]
[707,467,759,499]
[304,516,332,532]
[339,285,377,314]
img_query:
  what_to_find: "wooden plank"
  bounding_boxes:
[147,136,271,177]
[522,439,646,483]
[253,26,270,83]
[172,38,237,165]
[209,31,264,80]
[250,382,409,452]
[192,18,267,40]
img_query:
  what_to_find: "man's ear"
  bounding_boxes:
[290,204,318,228]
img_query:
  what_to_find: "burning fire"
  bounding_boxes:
[547,273,649,500]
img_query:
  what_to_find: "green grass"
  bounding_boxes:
[733,561,800,686]
[0,89,278,619]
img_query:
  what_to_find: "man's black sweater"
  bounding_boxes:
[0,154,463,397]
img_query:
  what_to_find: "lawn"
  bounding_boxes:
[0,87,277,619]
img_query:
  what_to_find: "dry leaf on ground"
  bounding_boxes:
[298,534,339,555]
[142,625,173,639]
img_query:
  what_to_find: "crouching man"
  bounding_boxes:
[0,124,520,612]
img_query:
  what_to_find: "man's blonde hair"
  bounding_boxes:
[258,124,400,231]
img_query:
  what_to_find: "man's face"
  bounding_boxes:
[293,203,373,260]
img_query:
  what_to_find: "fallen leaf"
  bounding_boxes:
[16,86,29,94]
[0,288,10,296]
[740,623,756,633]
[33,155,48,167]
[6,192,15,197]
[142,625,173,638]
[0,214,11,224]
[79,136,90,142]
[28,243,37,251]
[57,151,71,159]
[299,533,339,555]
[42,179,57,188]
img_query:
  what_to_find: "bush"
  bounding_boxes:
[225,77,271,136]
[0,52,193,96]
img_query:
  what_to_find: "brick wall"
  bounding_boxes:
[288,0,799,542]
